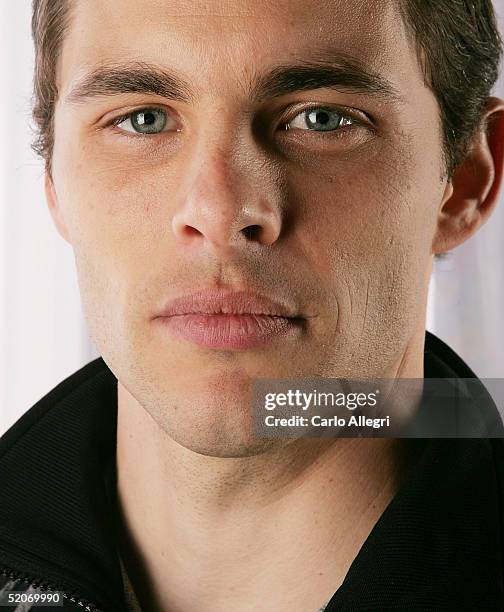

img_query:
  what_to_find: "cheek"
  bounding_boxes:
[52,146,169,358]
[282,140,443,366]
[55,143,166,268]
[286,135,442,278]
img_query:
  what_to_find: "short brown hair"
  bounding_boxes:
[31,0,72,176]
[31,0,502,181]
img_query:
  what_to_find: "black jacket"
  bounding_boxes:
[0,330,503,611]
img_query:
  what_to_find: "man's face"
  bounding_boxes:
[50,0,447,455]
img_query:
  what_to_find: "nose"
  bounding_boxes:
[172,141,284,257]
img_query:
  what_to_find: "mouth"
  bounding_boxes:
[153,289,305,350]
[155,312,303,350]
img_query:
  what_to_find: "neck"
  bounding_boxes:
[112,326,427,611]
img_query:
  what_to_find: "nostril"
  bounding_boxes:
[242,225,261,240]
[183,225,203,238]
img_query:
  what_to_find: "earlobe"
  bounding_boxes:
[432,97,504,255]
[44,171,71,244]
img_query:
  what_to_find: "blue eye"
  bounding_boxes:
[286,107,354,132]
[115,108,169,134]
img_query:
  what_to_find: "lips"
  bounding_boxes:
[154,288,299,318]
[153,289,303,349]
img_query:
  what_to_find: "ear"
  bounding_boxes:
[45,170,71,244]
[432,97,504,255]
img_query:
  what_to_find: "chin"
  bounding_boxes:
[142,384,277,457]
[174,434,279,459]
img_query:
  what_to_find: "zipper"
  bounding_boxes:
[0,566,103,611]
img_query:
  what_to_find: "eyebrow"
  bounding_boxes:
[251,52,402,104]
[65,61,195,105]
[64,51,403,107]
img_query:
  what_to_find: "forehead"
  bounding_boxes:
[59,0,420,100]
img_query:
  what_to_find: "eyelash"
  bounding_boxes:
[107,104,368,140]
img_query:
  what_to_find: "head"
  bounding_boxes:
[32,0,504,455]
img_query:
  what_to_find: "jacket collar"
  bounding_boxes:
[326,439,504,609]
[0,331,501,611]
[0,358,122,611]
[327,332,504,609]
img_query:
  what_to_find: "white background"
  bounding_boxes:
[1,2,503,435]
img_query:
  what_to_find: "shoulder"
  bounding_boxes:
[0,357,115,457]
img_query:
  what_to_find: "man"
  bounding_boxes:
[0,0,503,610]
